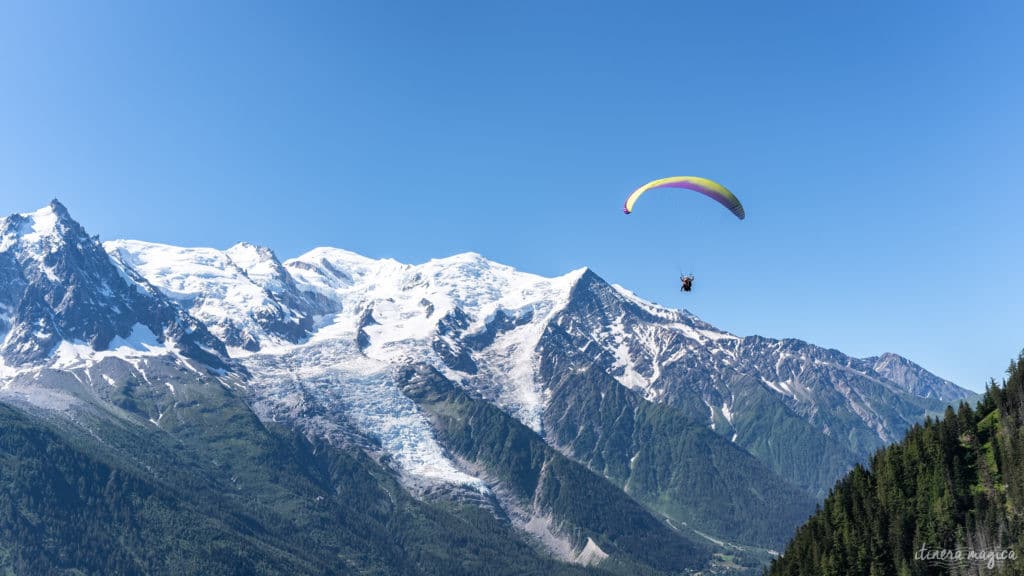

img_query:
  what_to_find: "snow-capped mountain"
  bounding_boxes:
[104,240,319,353]
[106,230,974,503]
[533,271,974,496]
[0,201,977,567]
[0,201,228,370]
[285,251,971,490]
[117,243,589,492]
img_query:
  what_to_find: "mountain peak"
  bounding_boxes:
[227,241,277,263]
[289,246,381,270]
[416,251,491,270]
[868,352,972,403]
[1,199,92,258]
[47,198,70,217]
[226,242,285,282]
[440,251,486,262]
[0,203,230,367]
[564,265,619,299]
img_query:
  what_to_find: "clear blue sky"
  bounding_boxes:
[1,1,1021,390]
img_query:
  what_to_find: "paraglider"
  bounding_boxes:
[623,176,744,294]
[622,176,744,220]
[680,275,693,292]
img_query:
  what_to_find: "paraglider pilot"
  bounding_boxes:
[680,275,693,292]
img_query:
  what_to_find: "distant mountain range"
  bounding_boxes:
[0,200,977,574]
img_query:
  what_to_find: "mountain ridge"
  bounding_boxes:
[105,226,974,512]
[0,200,980,573]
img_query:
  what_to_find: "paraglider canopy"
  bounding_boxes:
[623,176,745,220]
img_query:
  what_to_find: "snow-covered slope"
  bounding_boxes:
[284,249,586,431]
[104,240,314,353]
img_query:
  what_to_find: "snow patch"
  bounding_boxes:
[50,324,168,370]
[19,204,60,247]
[575,537,609,566]
[109,324,163,354]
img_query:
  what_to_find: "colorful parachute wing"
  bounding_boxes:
[623,176,745,219]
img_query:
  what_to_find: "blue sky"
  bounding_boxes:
[1,1,1021,390]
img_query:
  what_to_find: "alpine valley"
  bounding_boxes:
[0,201,977,575]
